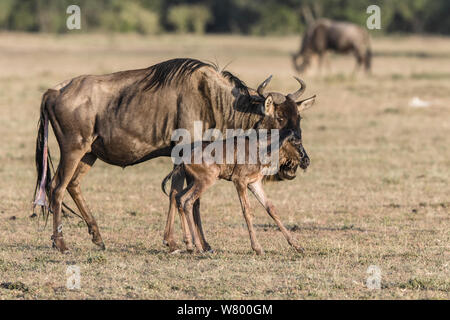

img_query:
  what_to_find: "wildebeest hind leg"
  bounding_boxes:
[175,184,196,252]
[50,149,87,253]
[186,174,212,252]
[67,153,105,250]
[180,183,208,253]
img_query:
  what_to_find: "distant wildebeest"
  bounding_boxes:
[292,19,372,74]
[33,58,313,254]
[161,101,314,254]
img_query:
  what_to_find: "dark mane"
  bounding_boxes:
[141,58,250,96]
[221,70,249,95]
[141,58,214,91]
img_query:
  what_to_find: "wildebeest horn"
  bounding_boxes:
[287,77,306,101]
[257,75,272,97]
[256,75,286,104]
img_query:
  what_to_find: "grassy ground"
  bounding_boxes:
[0,33,449,299]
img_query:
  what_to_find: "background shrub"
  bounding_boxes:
[0,0,448,35]
[167,4,212,34]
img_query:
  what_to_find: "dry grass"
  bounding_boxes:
[0,32,449,299]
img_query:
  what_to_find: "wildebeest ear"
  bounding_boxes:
[296,95,316,112]
[264,94,275,116]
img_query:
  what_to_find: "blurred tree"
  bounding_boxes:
[35,0,67,33]
[424,0,450,34]
[0,0,447,35]
[385,0,429,33]
[100,0,160,34]
[0,0,15,29]
[250,3,302,35]
[7,0,38,31]
[167,4,212,34]
[167,5,191,33]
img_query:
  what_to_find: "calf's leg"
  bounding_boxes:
[248,181,304,253]
[186,174,212,252]
[163,166,186,252]
[175,183,199,252]
[193,199,212,252]
[233,180,263,255]
[177,183,203,252]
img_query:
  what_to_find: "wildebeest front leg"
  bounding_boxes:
[193,199,212,252]
[352,50,364,75]
[292,53,301,72]
[66,153,105,250]
[318,53,324,75]
[175,182,200,252]
[248,181,304,253]
[233,180,263,255]
[163,166,186,252]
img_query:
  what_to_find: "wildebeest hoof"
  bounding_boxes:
[199,245,214,254]
[253,247,264,255]
[186,247,195,254]
[94,241,106,251]
[294,246,305,254]
[185,241,195,252]
[291,243,304,254]
[92,236,105,250]
[202,243,213,252]
[51,236,69,254]
[167,240,179,253]
[168,246,180,254]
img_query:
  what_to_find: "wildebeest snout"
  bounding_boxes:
[298,145,310,169]
[286,130,301,145]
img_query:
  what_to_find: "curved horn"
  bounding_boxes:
[257,75,272,97]
[287,76,306,101]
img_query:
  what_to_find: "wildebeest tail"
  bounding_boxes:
[161,164,184,197]
[33,92,53,213]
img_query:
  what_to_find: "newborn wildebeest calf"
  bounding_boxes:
[162,96,315,255]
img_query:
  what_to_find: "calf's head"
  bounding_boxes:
[255,76,315,180]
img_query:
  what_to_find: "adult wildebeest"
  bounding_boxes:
[34,58,311,253]
[161,99,314,254]
[292,19,372,74]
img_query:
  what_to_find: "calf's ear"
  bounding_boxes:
[296,95,316,113]
[264,94,275,116]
